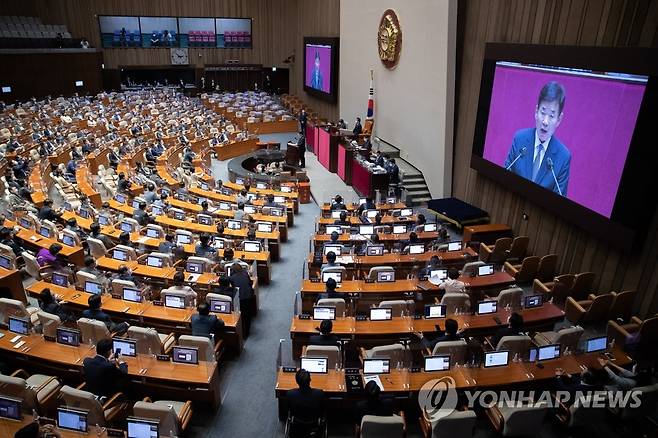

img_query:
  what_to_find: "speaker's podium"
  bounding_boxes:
[286,141,301,166]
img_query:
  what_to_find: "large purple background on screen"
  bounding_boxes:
[482,65,645,218]
[305,45,331,93]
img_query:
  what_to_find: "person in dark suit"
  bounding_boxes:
[82,338,128,397]
[353,117,363,136]
[504,81,571,196]
[318,278,344,300]
[553,366,607,397]
[329,195,346,211]
[334,211,350,226]
[38,199,62,222]
[297,134,306,168]
[357,197,376,215]
[286,370,325,437]
[355,380,395,424]
[491,312,523,348]
[229,263,256,338]
[414,318,464,350]
[191,302,225,340]
[308,320,341,347]
[299,110,307,134]
[81,294,128,334]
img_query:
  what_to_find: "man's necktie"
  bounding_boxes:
[532,143,544,181]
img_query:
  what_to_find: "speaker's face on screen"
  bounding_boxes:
[535,100,563,143]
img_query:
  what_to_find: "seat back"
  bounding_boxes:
[553,326,584,351]
[462,261,484,277]
[496,335,532,358]
[365,343,406,364]
[77,318,111,344]
[86,238,107,258]
[76,271,98,290]
[161,288,195,308]
[431,339,468,364]
[145,224,164,238]
[440,293,470,314]
[536,254,558,282]
[132,401,180,437]
[178,335,215,362]
[187,256,213,273]
[582,293,615,323]
[111,279,136,297]
[145,252,172,268]
[378,300,413,317]
[316,298,345,317]
[571,272,596,301]
[637,317,658,350]
[37,310,61,338]
[360,414,405,438]
[548,274,575,305]
[432,409,477,438]
[0,374,38,413]
[304,345,341,369]
[321,266,347,280]
[60,385,106,427]
[507,236,529,261]
[608,290,636,322]
[112,244,137,261]
[619,383,658,421]
[514,256,540,283]
[482,237,512,263]
[501,402,549,436]
[22,252,42,280]
[0,298,28,324]
[367,266,395,281]
[497,287,523,310]
[128,326,163,355]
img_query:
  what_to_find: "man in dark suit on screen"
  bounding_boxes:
[504,81,571,196]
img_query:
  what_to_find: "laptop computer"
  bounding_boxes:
[84,281,103,295]
[122,288,142,303]
[126,417,159,438]
[447,241,462,251]
[8,317,29,335]
[209,299,231,314]
[363,358,390,374]
[57,408,88,433]
[376,271,395,282]
[477,264,495,276]
[366,245,384,256]
[112,338,137,357]
[313,306,336,320]
[408,244,425,255]
[301,357,328,374]
[324,245,342,256]
[424,304,447,319]
[51,272,68,287]
[483,351,509,368]
[524,295,543,309]
[586,336,608,353]
[424,355,451,372]
[164,295,186,309]
[477,300,498,315]
[0,396,22,420]
[369,308,392,321]
[321,272,342,285]
[56,327,80,346]
[392,224,407,234]
[146,256,163,268]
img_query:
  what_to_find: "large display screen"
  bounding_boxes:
[99,16,140,48]
[216,18,252,48]
[482,62,647,218]
[139,16,178,48]
[303,37,339,102]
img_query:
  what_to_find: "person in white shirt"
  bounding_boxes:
[438,268,466,294]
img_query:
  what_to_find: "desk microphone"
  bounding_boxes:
[505,147,527,170]
[546,158,563,196]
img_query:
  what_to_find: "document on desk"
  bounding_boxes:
[136,236,149,244]
[336,256,354,264]
[187,273,201,282]
[363,375,384,391]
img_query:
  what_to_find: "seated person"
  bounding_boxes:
[412,213,426,233]
[357,197,376,214]
[318,278,344,300]
[329,195,346,211]
[158,234,184,259]
[81,294,129,335]
[554,366,607,398]
[320,251,339,272]
[195,233,217,259]
[39,288,74,322]
[117,173,132,193]
[219,248,236,270]
[167,271,198,304]
[420,255,442,278]
[80,256,109,286]
[438,268,465,293]
[491,312,523,347]
[212,275,236,298]
[334,211,350,226]
[38,198,62,222]
[191,302,225,341]
[286,370,325,434]
[133,202,151,226]
[355,380,395,424]
[83,338,128,397]
[144,183,161,204]
[414,318,463,350]
[308,319,341,347]
[115,265,142,287]
[37,244,67,271]
[65,217,87,240]
[89,222,114,251]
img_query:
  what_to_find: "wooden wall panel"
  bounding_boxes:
[0,0,340,119]
[453,0,658,316]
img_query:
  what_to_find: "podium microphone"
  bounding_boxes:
[505,147,527,170]
[546,157,563,196]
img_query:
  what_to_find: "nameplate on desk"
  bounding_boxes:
[298,314,311,320]
[107,429,126,437]
[310,278,321,283]
[355,315,367,321]
[402,291,414,298]
[418,275,428,282]
[152,300,163,306]
[156,354,170,361]
[345,374,363,391]
[413,314,422,320]
[282,366,297,373]
[410,366,421,373]
[347,292,361,299]
[365,278,375,283]
[43,335,56,342]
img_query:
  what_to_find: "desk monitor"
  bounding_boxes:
[300,357,328,374]
[152,205,162,216]
[198,215,213,225]
[161,188,170,197]
[477,264,495,276]
[1,86,11,93]
[330,210,344,219]
[0,254,12,269]
[227,220,242,230]
[57,408,88,433]
[281,185,292,193]
[274,196,285,203]
[235,177,244,185]
[400,208,413,217]
[313,306,336,320]
[112,338,137,357]
[363,358,390,374]
[98,214,111,226]
[200,182,209,190]
[122,287,142,303]
[114,194,126,204]
[424,223,438,232]
[376,271,395,282]
[386,196,397,204]
[586,336,608,353]
[243,241,261,252]
[430,269,448,281]
[257,222,273,233]
[8,317,29,335]
[176,233,192,245]
[164,295,186,309]
[393,224,407,234]
[477,300,498,315]
[63,202,73,212]
[186,261,203,274]
[56,327,80,346]
[321,271,342,285]
[61,234,76,247]
[209,299,231,314]
[120,221,133,233]
[112,249,128,261]
[424,304,447,319]
[424,355,451,372]
[172,346,199,364]
[38,226,51,238]
[78,208,90,219]
[127,417,159,438]
[18,217,31,229]
[270,208,284,217]
[214,239,225,249]
[358,198,367,205]
[146,256,163,268]
[483,350,509,368]
[173,211,186,221]
[366,245,384,256]
[197,197,207,205]
[524,295,543,309]
[84,281,103,295]
[244,205,257,214]
[359,225,374,236]
[325,225,342,235]
[51,272,68,287]
[256,182,267,189]
[366,210,378,218]
[538,344,561,361]
[0,396,21,420]
[324,245,342,256]
[369,308,392,321]
[447,241,462,251]
[219,202,231,210]
[246,193,257,201]
[131,200,141,209]
[146,227,160,238]
[408,244,425,255]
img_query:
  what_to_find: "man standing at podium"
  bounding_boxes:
[297,134,306,168]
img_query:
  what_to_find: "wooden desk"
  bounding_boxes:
[320,202,408,213]
[0,418,110,437]
[0,329,221,408]
[318,215,419,226]
[4,220,85,266]
[462,224,513,245]
[0,268,25,303]
[246,119,299,134]
[26,281,244,352]
[214,138,259,161]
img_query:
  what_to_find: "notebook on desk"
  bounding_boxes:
[186,273,201,282]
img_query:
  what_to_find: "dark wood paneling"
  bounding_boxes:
[453,0,658,316]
